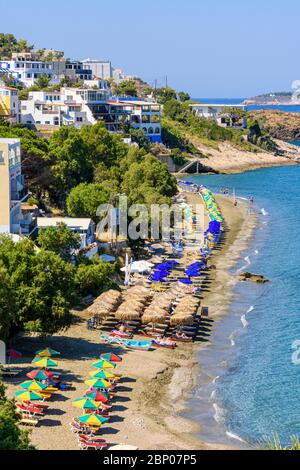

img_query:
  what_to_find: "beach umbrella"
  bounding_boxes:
[35,347,60,357]
[100,353,122,363]
[84,390,110,403]
[89,369,116,379]
[115,311,140,321]
[72,397,100,410]
[91,359,116,369]
[15,390,42,401]
[20,380,49,391]
[168,260,180,266]
[178,278,193,285]
[26,369,54,381]
[32,357,58,368]
[77,413,108,427]
[84,378,112,389]
[142,311,168,325]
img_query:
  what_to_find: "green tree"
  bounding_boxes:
[35,73,51,89]
[121,153,177,206]
[163,99,185,120]
[75,258,116,297]
[113,80,138,97]
[38,222,81,262]
[67,183,111,218]
[0,236,77,338]
[178,91,190,102]
[156,87,177,104]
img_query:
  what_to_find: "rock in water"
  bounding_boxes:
[238,272,269,283]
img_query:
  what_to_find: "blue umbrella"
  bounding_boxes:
[156,263,172,270]
[179,278,193,285]
[153,270,170,277]
[168,260,180,266]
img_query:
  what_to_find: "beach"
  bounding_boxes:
[5,193,257,450]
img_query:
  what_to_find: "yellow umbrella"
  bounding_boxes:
[88,369,116,379]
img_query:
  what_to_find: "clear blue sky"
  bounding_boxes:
[2,0,300,97]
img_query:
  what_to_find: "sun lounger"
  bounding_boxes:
[17,403,44,415]
[78,435,106,443]
[79,438,108,450]
[20,418,39,427]
[152,339,176,349]
[1,368,22,377]
[110,330,133,338]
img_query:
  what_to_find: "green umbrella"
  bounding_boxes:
[32,357,58,368]
[84,378,112,389]
[20,380,49,391]
[72,397,100,410]
[15,390,42,401]
[91,359,116,369]
[77,413,108,426]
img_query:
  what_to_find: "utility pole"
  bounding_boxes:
[165,75,168,88]
[154,79,157,98]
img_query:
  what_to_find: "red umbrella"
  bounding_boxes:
[8,349,22,359]
[26,369,54,380]
[100,353,122,363]
[84,390,109,403]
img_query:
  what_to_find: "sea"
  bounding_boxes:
[182,166,300,448]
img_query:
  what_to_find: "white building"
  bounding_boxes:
[6,54,57,88]
[82,59,112,79]
[0,138,36,236]
[20,84,111,132]
[190,103,247,128]
[37,217,95,250]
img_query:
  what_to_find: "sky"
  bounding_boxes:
[2,0,300,97]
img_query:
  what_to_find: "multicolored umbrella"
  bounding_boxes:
[77,413,108,426]
[100,353,122,363]
[35,347,60,357]
[26,369,54,381]
[84,390,110,403]
[15,390,42,401]
[20,380,49,391]
[84,378,112,389]
[91,359,116,369]
[32,357,58,368]
[89,369,116,380]
[72,397,100,410]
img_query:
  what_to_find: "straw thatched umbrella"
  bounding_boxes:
[170,313,195,327]
[142,310,168,325]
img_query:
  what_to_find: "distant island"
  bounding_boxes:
[243,91,296,106]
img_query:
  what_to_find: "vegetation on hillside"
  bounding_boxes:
[161,96,276,153]
[0,33,33,59]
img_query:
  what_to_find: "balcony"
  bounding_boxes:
[11,188,28,202]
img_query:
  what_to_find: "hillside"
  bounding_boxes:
[249,110,300,141]
[161,114,300,174]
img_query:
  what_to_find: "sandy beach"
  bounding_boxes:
[4,193,257,450]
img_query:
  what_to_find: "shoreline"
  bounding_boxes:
[5,194,257,450]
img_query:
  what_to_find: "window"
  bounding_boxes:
[148,127,154,134]
[76,117,83,122]
[0,150,4,164]
[155,127,160,134]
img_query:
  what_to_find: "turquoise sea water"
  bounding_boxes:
[193,98,300,113]
[184,166,300,447]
